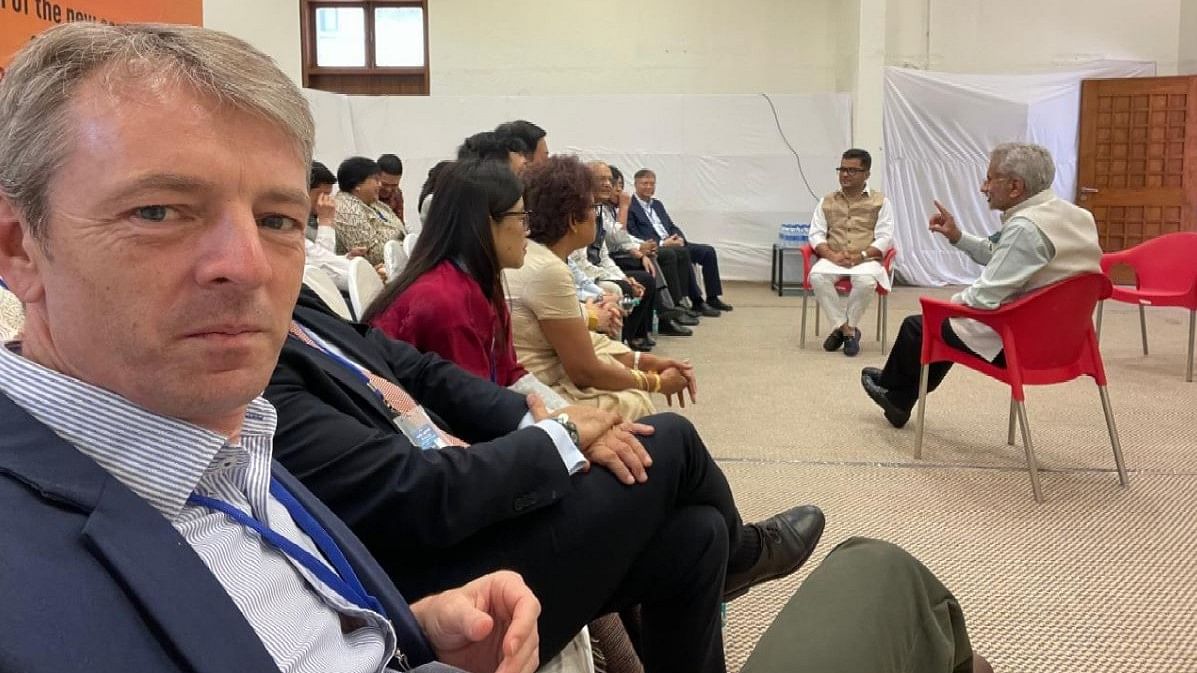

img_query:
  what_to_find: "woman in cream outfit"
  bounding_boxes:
[504,155,696,420]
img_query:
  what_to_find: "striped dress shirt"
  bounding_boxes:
[0,344,401,673]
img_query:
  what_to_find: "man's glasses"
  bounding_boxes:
[835,167,867,175]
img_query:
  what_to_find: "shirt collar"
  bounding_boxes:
[836,186,871,199]
[635,195,654,210]
[0,343,277,520]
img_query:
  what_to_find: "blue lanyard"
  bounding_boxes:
[187,478,387,618]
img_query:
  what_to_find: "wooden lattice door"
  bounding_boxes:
[1077,76,1197,282]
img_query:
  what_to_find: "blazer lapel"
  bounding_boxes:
[82,483,280,673]
[0,395,278,673]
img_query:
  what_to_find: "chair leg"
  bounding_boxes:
[1187,309,1195,383]
[1095,301,1104,344]
[913,363,930,460]
[800,293,808,349]
[1014,401,1045,503]
[1098,385,1130,488]
[814,302,820,337]
[875,298,882,342]
[1007,398,1017,446]
[1139,304,1149,355]
[880,295,888,354]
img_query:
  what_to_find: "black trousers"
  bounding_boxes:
[612,253,675,312]
[653,246,693,309]
[392,413,741,673]
[879,315,1007,412]
[682,242,724,304]
[620,269,657,341]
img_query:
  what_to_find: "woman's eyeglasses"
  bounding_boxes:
[501,210,533,232]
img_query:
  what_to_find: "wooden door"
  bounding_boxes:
[1077,76,1197,282]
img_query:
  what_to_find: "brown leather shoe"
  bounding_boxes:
[724,505,825,601]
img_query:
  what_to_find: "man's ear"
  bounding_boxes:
[0,195,45,304]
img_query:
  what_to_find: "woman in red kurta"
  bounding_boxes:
[363,159,531,387]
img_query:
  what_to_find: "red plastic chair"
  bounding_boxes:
[913,273,1129,503]
[1095,232,1197,382]
[799,245,897,353]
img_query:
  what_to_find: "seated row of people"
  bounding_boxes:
[0,21,990,673]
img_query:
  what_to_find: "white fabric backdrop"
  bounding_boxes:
[882,61,1155,286]
[304,91,852,281]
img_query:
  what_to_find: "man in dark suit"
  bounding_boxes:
[627,169,735,315]
[0,22,537,673]
[266,287,825,673]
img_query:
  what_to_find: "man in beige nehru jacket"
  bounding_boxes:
[808,148,894,357]
[861,142,1102,428]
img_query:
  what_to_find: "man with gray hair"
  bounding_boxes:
[860,142,1102,428]
[0,22,539,673]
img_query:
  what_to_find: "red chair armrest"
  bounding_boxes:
[1099,248,1134,274]
[800,244,816,289]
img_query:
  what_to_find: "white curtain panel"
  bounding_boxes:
[303,91,853,281]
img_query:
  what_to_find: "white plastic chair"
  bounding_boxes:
[383,239,408,280]
[302,266,352,321]
[347,256,385,321]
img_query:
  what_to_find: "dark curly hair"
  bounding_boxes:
[524,155,595,246]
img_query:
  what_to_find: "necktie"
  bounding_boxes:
[288,322,468,448]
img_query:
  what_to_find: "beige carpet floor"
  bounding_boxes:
[648,281,1197,673]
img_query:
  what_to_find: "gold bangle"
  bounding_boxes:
[633,369,648,391]
[651,371,662,393]
[587,309,598,331]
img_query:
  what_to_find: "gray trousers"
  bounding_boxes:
[742,538,975,673]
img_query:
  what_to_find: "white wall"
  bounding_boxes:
[1180,0,1197,73]
[428,0,839,95]
[203,0,302,85]
[887,0,1182,74]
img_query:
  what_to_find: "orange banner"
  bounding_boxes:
[1,0,203,66]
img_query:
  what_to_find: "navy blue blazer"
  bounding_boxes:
[627,197,685,243]
[0,391,439,673]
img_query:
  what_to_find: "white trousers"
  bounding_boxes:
[809,273,876,329]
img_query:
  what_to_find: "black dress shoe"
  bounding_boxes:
[675,313,699,326]
[681,307,701,319]
[860,369,910,428]
[643,336,657,347]
[843,327,862,357]
[657,319,693,336]
[823,330,845,352]
[708,297,734,311]
[724,505,824,601]
[861,366,882,383]
[628,339,653,352]
[695,303,721,318]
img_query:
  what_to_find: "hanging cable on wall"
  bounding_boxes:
[760,92,819,201]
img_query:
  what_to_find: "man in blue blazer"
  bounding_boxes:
[627,169,735,315]
[0,22,538,673]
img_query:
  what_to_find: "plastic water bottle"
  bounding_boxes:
[651,311,659,335]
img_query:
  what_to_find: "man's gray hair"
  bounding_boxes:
[990,143,1055,195]
[0,22,315,241]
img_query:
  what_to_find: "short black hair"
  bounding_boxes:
[609,165,623,184]
[842,148,872,170]
[309,161,336,189]
[458,131,528,162]
[494,120,545,157]
[377,153,403,175]
[337,156,380,193]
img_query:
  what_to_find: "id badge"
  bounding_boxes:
[392,406,445,450]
